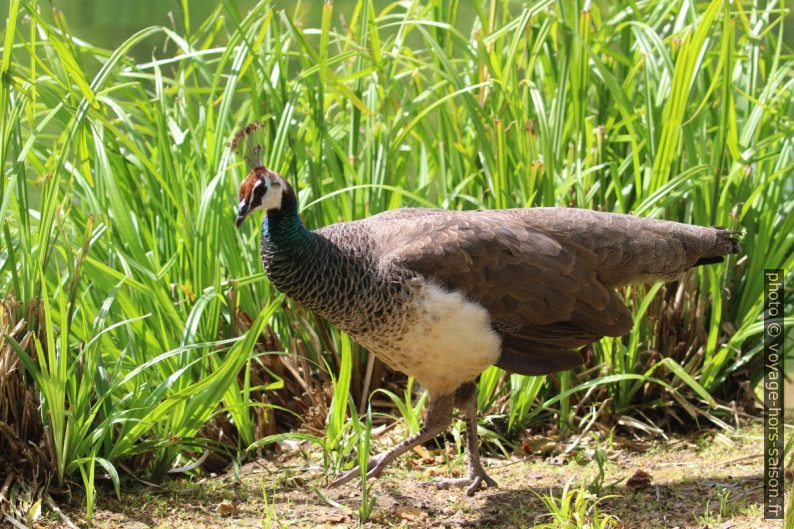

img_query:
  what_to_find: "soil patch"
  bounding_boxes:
[42,423,781,528]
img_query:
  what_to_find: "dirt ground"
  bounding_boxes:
[42,422,783,528]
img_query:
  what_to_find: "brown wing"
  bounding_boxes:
[371,210,633,376]
[495,208,739,285]
[320,206,737,375]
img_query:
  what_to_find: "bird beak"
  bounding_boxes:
[236,201,250,229]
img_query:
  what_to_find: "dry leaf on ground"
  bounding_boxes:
[626,469,653,490]
[396,505,427,521]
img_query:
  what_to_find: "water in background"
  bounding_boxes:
[2,1,791,78]
[0,1,413,63]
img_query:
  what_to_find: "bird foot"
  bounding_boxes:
[435,467,498,496]
[327,453,389,489]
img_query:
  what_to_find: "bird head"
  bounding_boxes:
[231,123,291,228]
[236,167,287,227]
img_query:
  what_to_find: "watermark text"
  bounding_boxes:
[764,269,784,519]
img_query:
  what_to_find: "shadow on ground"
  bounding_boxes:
[83,462,765,527]
[54,426,771,528]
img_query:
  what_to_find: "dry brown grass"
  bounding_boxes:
[0,298,51,521]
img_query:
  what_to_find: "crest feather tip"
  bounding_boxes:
[231,122,266,169]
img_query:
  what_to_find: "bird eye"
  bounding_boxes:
[252,181,267,202]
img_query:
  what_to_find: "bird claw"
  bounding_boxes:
[435,468,498,496]
[327,467,359,488]
[327,454,388,489]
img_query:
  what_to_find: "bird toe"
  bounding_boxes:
[328,453,389,489]
[434,468,497,496]
[327,468,359,488]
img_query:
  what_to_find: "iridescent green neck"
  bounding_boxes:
[261,185,311,247]
[262,207,311,246]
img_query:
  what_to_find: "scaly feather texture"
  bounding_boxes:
[260,187,419,341]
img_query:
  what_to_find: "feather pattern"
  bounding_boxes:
[259,201,740,379]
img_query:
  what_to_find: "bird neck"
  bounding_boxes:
[260,202,409,336]
[263,204,309,246]
[261,180,310,246]
[260,195,329,310]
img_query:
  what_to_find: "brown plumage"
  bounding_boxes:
[345,207,740,376]
[233,123,740,496]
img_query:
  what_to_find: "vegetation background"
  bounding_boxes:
[0,0,792,524]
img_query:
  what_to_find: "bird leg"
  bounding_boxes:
[328,392,454,488]
[435,382,498,496]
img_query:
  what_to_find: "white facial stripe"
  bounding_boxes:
[261,179,283,210]
[239,175,282,212]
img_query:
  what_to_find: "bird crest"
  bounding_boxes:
[230,122,266,170]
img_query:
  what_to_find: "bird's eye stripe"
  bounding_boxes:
[253,181,267,199]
